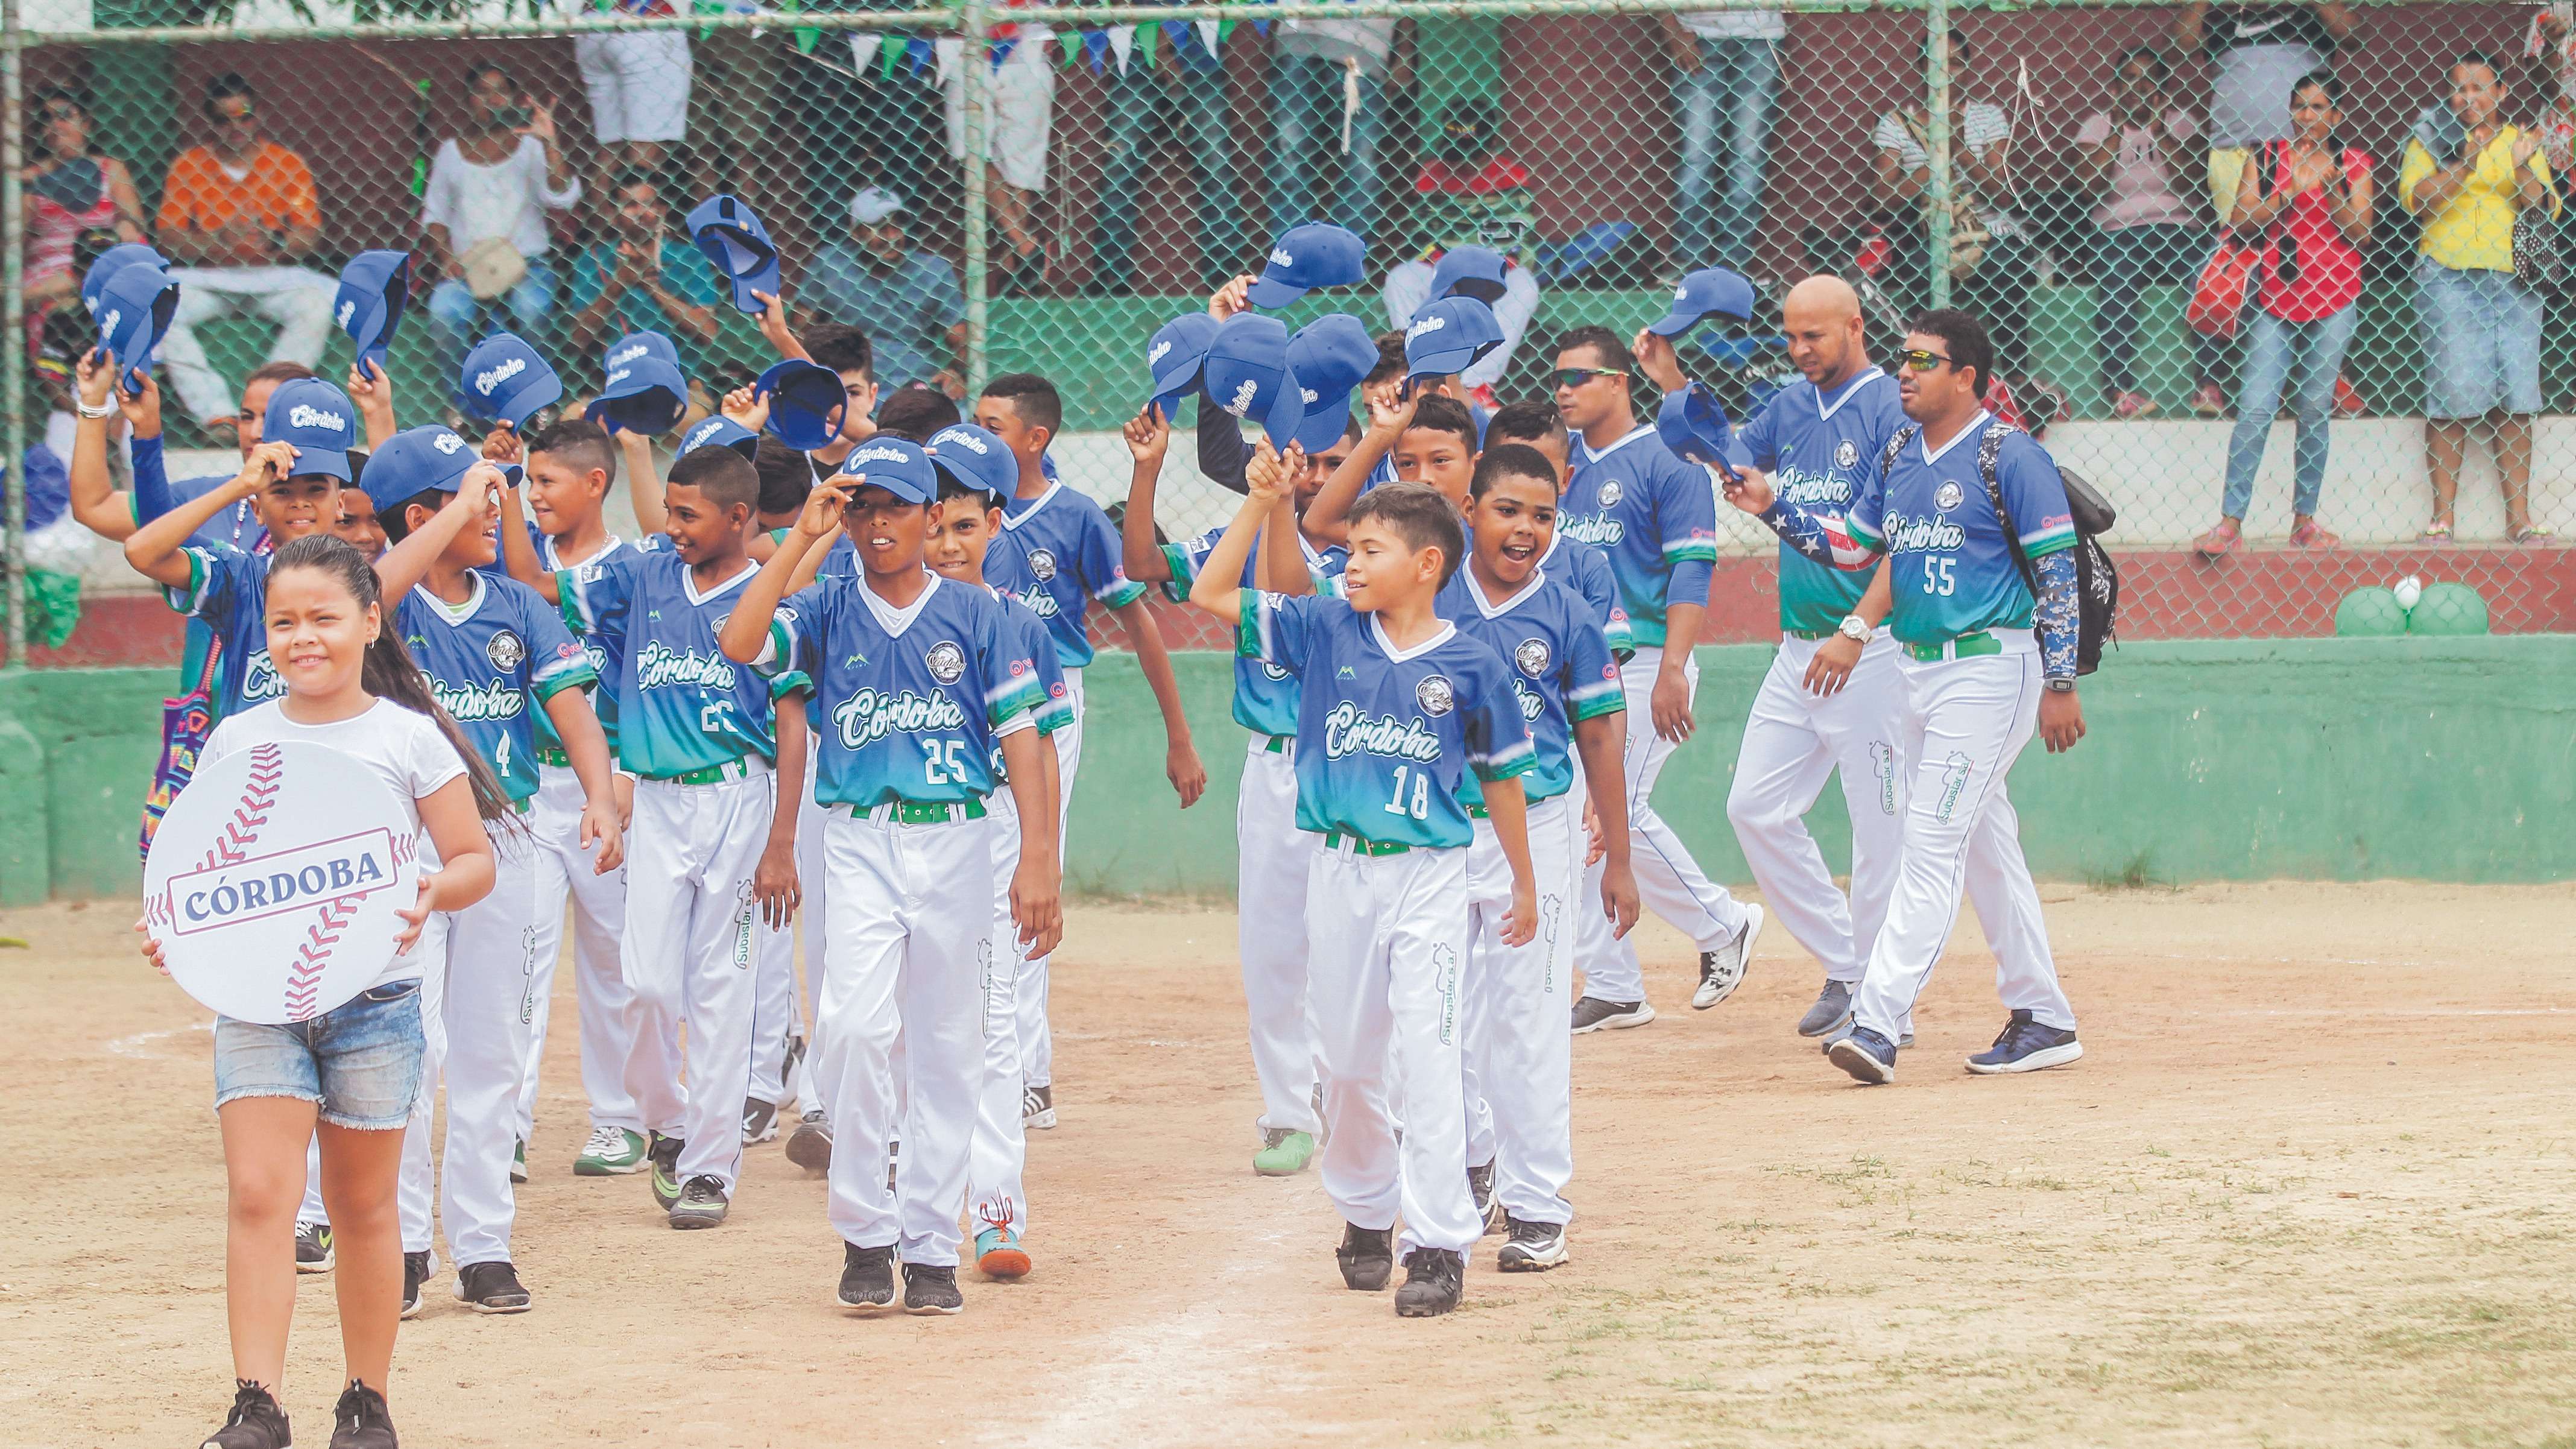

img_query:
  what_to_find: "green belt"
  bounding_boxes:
[1324,831,1410,857]
[1787,627,1837,641]
[1905,630,2001,663]
[502,794,532,815]
[648,754,760,786]
[534,745,571,769]
[870,797,988,826]
[1466,801,1488,819]
[1261,734,1292,754]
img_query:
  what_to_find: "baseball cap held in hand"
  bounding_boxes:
[1653,382,1749,479]
[756,359,849,451]
[688,194,782,316]
[1648,267,1758,337]
[1284,313,1378,455]
[461,333,562,428]
[1146,312,1221,421]
[364,424,516,515]
[95,260,178,397]
[335,250,413,381]
[924,422,1015,502]
[1404,296,1503,385]
[81,242,164,319]
[678,415,763,465]
[1428,245,1509,306]
[262,378,359,483]
[1202,312,1307,449]
[1246,222,1365,309]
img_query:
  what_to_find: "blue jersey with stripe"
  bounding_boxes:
[1236,590,1535,851]
[1736,370,1905,634]
[557,550,808,779]
[1849,413,2078,645]
[990,584,1075,777]
[1538,530,1631,658]
[168,543,288,722]
[987,483,1149,668]
[1433,567,1624,807]
[1158,523,1341,739]
[754,572,1047,809]
[397,573,596,802]
[1557,426,1719,649]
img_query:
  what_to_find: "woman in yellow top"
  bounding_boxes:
[2399,51,2560,543]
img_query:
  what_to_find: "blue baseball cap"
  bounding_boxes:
[924,422,1017,501]
[1146,312,1221,421]
[334,250,411,380]
[678,414,763,465]
[1201,312,1307,449]
[1653,383,1747,481]
[262,379,359,482]
[81,242,164,318]
[460,333,562,428]
[1648,267,1758,337]
[1246,222,1365,309]
[588,356,690,435]
[756,359,848,451]
[1284,313,1377,455]
[1404,295,1503,384]
[687,194,781,315]
[363,425,514,514]
[1428,245,1509,305]
[833,435,938,506]
[96,262,179,397]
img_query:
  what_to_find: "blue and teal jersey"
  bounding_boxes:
[988,482,1149,669]
[168,543,287,723]
[557,550,810,780]
[1848,412,2078,646]
[533,534,631,753]
[1538,530,1631,658]
[990,584,1075,778]
[1236,590,1535,851]
[1157,522,1342,739]
[1557,425,1719,649]
[1735,369,1905,634]
[1433,567,1624,807]
[398,573,596,803]
[752,572,1047,809]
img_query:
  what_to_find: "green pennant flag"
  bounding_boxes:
[1217,17,1237,44]
[1059,30,1082,68]
[879,33,905,78]
[780,0,818,55]
[1135,21,1155,66]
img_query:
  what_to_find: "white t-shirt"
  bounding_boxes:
[1681,9,1785,42]
[420,136,581,261]
[201,698,469,988]
[1872,101,2019,236]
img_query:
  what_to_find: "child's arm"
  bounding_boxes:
[751,289,812,364]
[497,476,548,599]
[1251,441,1314,597]
[377,463,505,602]
[1302,387,1411,549]
[998,725,1062,958]
[541,687,625,874]
[717,479,850,664]
[406,777,498,947]
[1119,405,1174,584]
[620,429,666,535]
[754,696,808,927]
[68,352,137,541]
[1184,465,1292,625]
[1105,594,1205,808]
[1571,712,1639,938]
[347,359,399,448]
[122,443,292,589]
[1480,774,1539,948]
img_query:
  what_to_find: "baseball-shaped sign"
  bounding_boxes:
[142,740,419,1025]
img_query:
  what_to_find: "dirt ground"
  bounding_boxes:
[6,880,2575,1448]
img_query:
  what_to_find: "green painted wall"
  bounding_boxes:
[5,636,2570,905]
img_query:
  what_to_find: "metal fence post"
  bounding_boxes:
[1923,0,1952,311]
[961,0,991,396]
[2,0,24,672]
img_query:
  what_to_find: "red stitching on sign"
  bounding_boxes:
[194,742,284,873]
[283,894,361,1023]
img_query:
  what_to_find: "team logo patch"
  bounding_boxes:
[1935,481,1964,511]
[1514,638,1550,678]
[1415,674,1455,716]
[485,629,526,672]
[1836,440,1860,469]
[1596,480,1623,510]
[925,640,967,685]
[1026,548,1059,583]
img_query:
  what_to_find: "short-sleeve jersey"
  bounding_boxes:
[398,572,597,803]
[1556,425,1719,648]
[535,534,631,753]
[1433,567,1623,807]
[1538,529,1632,658]
[753,572,1047,809]
[1236,590,1535,851]
[1737,368,1907,634]
[556,550,809,779]
[990,584,1075,778]
[168,543,288,722]
[987,482,1149,669]
[1158,522,1341,739]
[1848,412,2078,646]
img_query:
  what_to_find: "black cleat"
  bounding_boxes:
[455,1260,532,1314]
[294,1220,333,1274]
[399,1251,430,1319]
[1021,1083,1056,1129]
[903,1262,964,1315]
[198,1380,291,1448]
[837,1242,897,1313]
[1394,1248,1465,1317]
[1336,1223,1395,1291]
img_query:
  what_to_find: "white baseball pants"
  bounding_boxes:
[1726,634,1906,988]
[1461,794,1577,1226]
[1237,737,1322,1137]
[396,912,453,1261]
[515,763,652,1145]
[814,804,996,1264]
[435,830,541,1268]
[623,771,771,1195]
[969,789,1032,1240]
[790,751,832,1114]
[1017,667,1082,1093]
[1309,839,1480,1257]
[1576,646,1748,1003]
[749,915,800,1106]
[1851,637,2077,1043]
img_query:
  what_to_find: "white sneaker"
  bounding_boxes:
[1691,904,1766,1010]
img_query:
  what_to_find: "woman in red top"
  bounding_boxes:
[21,88,148,349]
[2197,72,2374,554]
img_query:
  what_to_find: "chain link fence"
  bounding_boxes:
[5,0,2572,664]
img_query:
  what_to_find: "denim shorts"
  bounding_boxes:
[212,979,426,1130]
[2417,256,2544,419]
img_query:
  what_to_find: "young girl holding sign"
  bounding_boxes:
[146,534,511,1449]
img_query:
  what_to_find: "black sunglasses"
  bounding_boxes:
[1550,367,1624,390]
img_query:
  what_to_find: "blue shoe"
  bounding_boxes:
[1827,1025,1898,1085]
[974,1226,1031,1280]
[1965,1011,2083,1075]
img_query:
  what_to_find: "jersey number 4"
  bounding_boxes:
[1382,765,1432,822]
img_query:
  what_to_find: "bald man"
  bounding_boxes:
[1635,276,1910,1044]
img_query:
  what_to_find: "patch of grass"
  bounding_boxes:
[2083,849,2171,891]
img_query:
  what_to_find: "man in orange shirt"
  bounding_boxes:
[154,72,338,436]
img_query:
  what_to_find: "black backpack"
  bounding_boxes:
[1878,421,2120,674]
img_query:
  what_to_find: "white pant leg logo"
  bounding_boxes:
[1435,943,1461,1047]
[1869,741,1900,817]
[1539,892,1564,996]
[1934,751,1976,824]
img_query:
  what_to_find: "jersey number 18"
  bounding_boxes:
[1383,765,1431,822]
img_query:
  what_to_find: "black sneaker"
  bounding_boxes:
[669,1175,730,1230]
[1495,1216,1570,1272]
[903,1262,964,1315]
[294,1220,334,1274]
[784,1110,833,1175]
[327,1378,397,1449]
[742,1097,779,1146]
[1570,996,1654,1034]
[1021,1083,1056,1130]
[1467,1160,1503,1236]
[399,1251,430,1319]
[456,1260,532,1314]
[1394,1248,1466,1317]
[647,1132,685,1210]
[198,1379,291,1448]
[1336,1223,1394,1291]
[836,1242,897,1313]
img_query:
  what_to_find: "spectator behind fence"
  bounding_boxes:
[1657,4,1782,275]
[573,0,693,195]
[794,16,942,235]
[1265,8,1415,248]
[2196,72,2373,557]
[567,168,724,380]
[2400,51,2560,543]
[1087,24,1246,296]
[152,72,336,436]
[1383,103,1543,398]
[2176,1,2354,223]
[941,0,1055,293]
[801,186,968,399]
[2072,48,2227,420]
[22,90,148,347]
[420,65,581,407]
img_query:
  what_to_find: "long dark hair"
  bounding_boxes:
[268,534,520,828]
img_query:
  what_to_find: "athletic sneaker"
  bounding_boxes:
[780,1035,807,1111]
[742,1097,779,1146]
[455,1260,531,1314]
[1336,1223,1394,1291]
[1468,1160,1503,1236]
[1798,979,1856,1038]
[837,1242,897,1312]
[510,1139,528,1184]
[785,1111,833,1175]
[1394,1248,1465,1317]
[399,1251,431,1320]
[1021,1083,1056,1130]
[1252,1127,1315,1177]
[574,1126,648,1176]
[1828,1025,1899,1085]
[1495,1216,1570,1272]
[647,1132,685,1210]
[974,1226,1032,1280]
[903,1263,964,1315]
[295,1220,334,1274]
[327,1378,397,1449]
[1570,996,1654,1034]
[669,1175,730,1230]
[1691,903,1766,1010]
[198,1380,291,1448]
[1965,1010,2085,1075]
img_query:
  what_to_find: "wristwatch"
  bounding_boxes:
[1834,614,1870,643]
[2045,677,2077,693]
